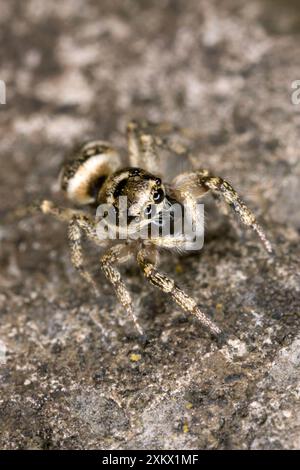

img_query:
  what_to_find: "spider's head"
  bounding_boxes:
[98,168,168,232]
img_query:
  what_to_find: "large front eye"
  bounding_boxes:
[153,188,164,204]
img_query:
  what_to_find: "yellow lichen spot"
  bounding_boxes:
[130,353,141,362]
[183,422,189,433]
[175,263,183,274]
[185,402,193,410]
[216,303,223,311]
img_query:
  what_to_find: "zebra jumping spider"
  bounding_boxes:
[23,121,272,339]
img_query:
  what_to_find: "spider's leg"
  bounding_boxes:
[100,243,144,336]
[68,215,100,295]
[127,121,160,171]
[127,121,141,168]
[137,247,221,336]
[7,200,88,223]
[210,192,243,236]
[13,200,105,294]
[172,171,272,253]
[140,133,160,171]
[127,120,196,173]
[25,200,101,246]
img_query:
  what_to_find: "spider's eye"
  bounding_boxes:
[144,205,152,217]
[153,188,164,204]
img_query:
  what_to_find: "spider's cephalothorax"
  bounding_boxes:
[30,121,272,339]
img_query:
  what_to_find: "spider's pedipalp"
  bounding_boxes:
[137,247,222,336]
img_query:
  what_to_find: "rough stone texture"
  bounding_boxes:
[0,0,299,450]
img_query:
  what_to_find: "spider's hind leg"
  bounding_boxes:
[127,121,160,172]
[127,120,195,174]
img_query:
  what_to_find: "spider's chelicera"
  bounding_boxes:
[25,121,273,339]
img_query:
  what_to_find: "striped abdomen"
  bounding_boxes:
[60,141,121,205]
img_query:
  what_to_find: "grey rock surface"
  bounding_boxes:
[0,0,299,449]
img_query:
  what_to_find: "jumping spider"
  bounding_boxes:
[23,121,272,339]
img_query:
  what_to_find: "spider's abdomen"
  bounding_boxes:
[60,141,120,205]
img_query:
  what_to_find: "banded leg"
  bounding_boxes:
[8,200,88,223]
[127,121,160,172]
[68,215,100,295]
[211,193,243,236]
[127,120,197,176]
[127,121,141,168]
[100,244,143,335]
[172,171,272,253]
[137,248,221,336]
[12,200,105,293]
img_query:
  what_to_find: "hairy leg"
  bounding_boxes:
[127,121,160,171]
[127,121,141,168]
[11,200,106,293]
[40,203,109,293]
[127,120,196,171]
[68,215,101,295]
[172,170,272,253]
[100,244,144,335]
[7,200,88,223]
[137,247,221,336]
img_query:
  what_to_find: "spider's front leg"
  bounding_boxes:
[100,243,144,336]
[172,170,272,253]
[137,247,222,337]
